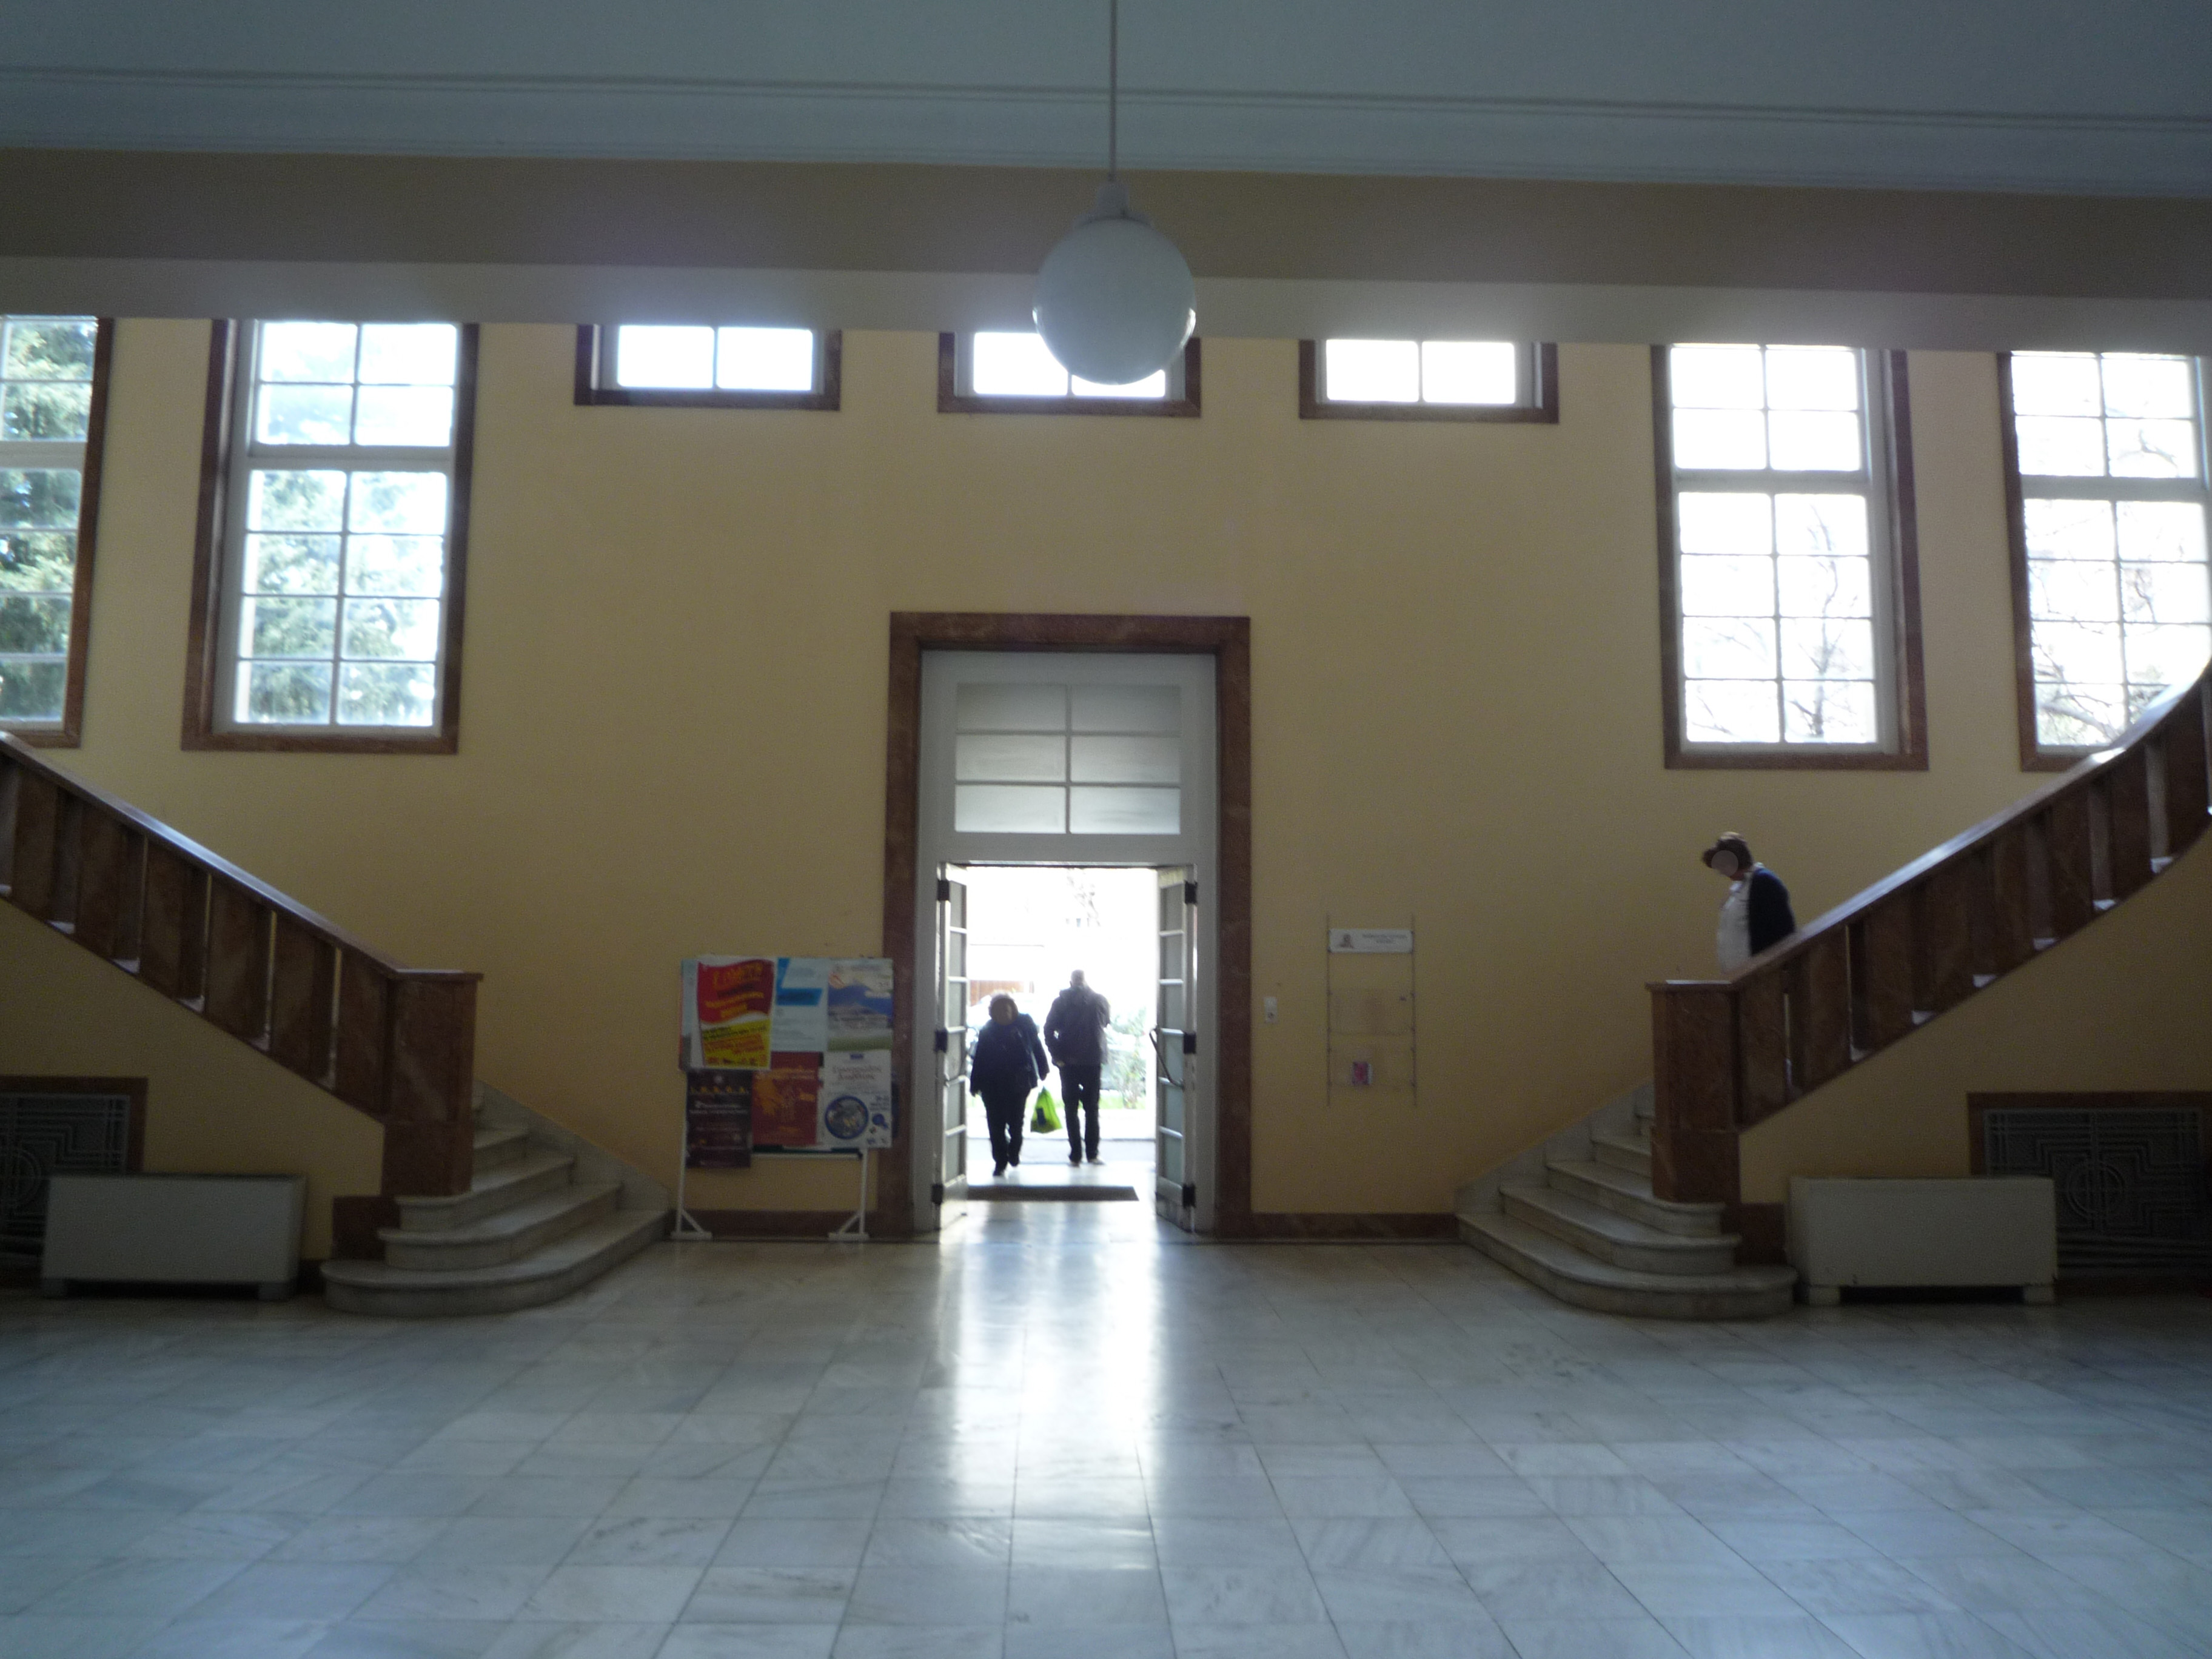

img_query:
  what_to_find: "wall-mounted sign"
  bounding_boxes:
[1329,928,1413,954]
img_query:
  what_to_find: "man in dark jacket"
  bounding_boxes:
[1703,833,1796,970]
[969,994,1048,1177]
[1044,970,1112,1165]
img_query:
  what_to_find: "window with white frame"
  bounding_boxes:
[0,315,104,739]
[1299,338,1555,422]
[2003,351,2211,756]
[215,321,471,737]
[939,331,1196,414]
[575,324,839,409]
[1659,343,1920,761]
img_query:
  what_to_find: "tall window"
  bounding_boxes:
[0,316,109,746]
[187,321,476,752]
[938,332,1198,416]
[1653,344,1925,769]
[2002,351,2211,766]
[1298,338,1557,423]
[574,325,839,409]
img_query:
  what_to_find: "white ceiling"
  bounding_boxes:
[4,0,2208,196]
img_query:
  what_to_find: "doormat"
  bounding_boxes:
[966,1185,1139,1202]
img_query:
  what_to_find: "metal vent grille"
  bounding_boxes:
[0,1092,133,1265]
[1983,1107,2212,1274]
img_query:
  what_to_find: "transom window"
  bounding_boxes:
[2003,351,2210,760]
[0,315,107,744]
[573,326,840,410]
[953,682,1182,836]
[192,320,476,748]
[1299,338,1557,423]
[972,332,1164,399]
[939,333,1198,416]
[1654,343,1925,769]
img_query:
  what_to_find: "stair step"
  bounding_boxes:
[1501,1185,1738,1275]
[1460,1210,1795,1320]
[1590,1131,1652,1177]
[472,1124,530,1172]
[323,1210,669,1318]
[1546,1158,1726,1237]
[381,1182,621,1270]
[395,1149,575,1232]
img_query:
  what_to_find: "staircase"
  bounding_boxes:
[1458,1087,1795,1319]
[323,1095,668,1317]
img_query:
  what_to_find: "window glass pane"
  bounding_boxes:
[256,384,354,446]
[1070,369,1168,398]
[243,534,340,595]
[2015,415,2106,476]
[2100,355,2194,420]
[0,595,70,654]
[357,324,457,386]
[615,326,714,389]
[1671,345,1765,408]
[0,531,75,595]
[2,382,91,441]
[716,327,815,392]
[347,472,448,535]
[239,662,333,724]
[2023,498,2116,561]
[346,535,445,597]
[0,469,82,529]
[954,682,1066,732]
[1783,679,1877,743]
[2125,622,2212,689]
[2028,561,2120,623]
[2120,564,2211,625]
[2107,419,2199,479]
[1673,409,1767,469]
[973,332,1068,397]
[1765,347,1860,411]
[1324,339,1418,403]
[954,733,1065,783]
[2116,501,2208,563]
[955,783,1065,833]
[2,318,95,384]
[1421,341,1517,404]
[1776,557,1872,618]
[1677,493,1772,555]
[1780,617,1874,680]
[248,469,346,532]
[1774,494,1868,558]
[341,597,441,660]
[1070,735,1180,784]
[1678,555,1773,617]
[1070,684,1179,732]
[0,658,65,720]
[2036,683,2125,746]
[260,323,357,383]
[353,386,454,447]
[1682,618,1776,679]
[2032,620,2125,686]
[1069,785,1180,834]
[1684,680,1780,743]
[1767,410,1861,471]
[241,596,337,660]
[339,662,436,726]
[2010,354,2102,416]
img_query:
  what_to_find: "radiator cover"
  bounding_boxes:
[1788,1176,2056,1293]
[42,1174,305,1298]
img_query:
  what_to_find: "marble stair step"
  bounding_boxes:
[1546,1157,1725,1238]
[1460,1210,1795,1321]
[381,1181,621,1270]
[1501,1184,1737,1275]
[394,1149,575,1232]
[323,1209,669,1318]
[1590,1131,1652,1178]
[471,1124,529,1172]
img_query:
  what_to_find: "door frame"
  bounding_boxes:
[880,612,1252,1237]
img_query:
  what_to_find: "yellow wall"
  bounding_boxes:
[1741,833,2212,1201]
[24,321,2143,1216]
[0,901,382,1258]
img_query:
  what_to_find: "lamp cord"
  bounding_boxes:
[1107,0,1118,182]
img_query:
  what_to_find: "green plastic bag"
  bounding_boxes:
[1031,1088,1061,1133]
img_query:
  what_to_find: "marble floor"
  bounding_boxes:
[3,1216,2212,1659]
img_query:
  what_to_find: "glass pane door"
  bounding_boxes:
[1155,866,1195,1221]
[936,865,970,1219]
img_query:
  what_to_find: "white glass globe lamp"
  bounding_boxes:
[1034,180,1195,387]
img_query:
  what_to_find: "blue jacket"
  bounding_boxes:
[1748,867,1797,956]
[970,1014,1047,1095]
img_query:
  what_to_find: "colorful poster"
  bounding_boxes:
[751,1069,822,1148]
[826,958,895,1051]
[685,1071,752,1169]
[685,956,775,1070]
[769,957,831,1055]
[821,1050,892,1150]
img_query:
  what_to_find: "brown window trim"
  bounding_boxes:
[0,1075,147,1171]
[573,325,842,411]
[3,318,115,751]
[937,333,1201,417]
[1653,344,1929,772]
[182,320,477,755]
[1297,340,1559,424]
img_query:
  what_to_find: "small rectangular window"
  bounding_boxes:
[2000,351,2211,768]
[185,320,477,752]
[1298,339,1557,423]
[574,325,839,409]
[938,332,1199,417]
[0,316,110,748]
[1653,344,1926,770]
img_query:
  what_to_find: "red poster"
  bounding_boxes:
[751,1070,822,1148]
[697,958,774,1025]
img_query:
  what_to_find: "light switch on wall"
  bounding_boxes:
[1264,996,1278,1024]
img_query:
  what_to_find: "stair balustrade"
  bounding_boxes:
[1649,665,2212,1208]
[0,732,480,1202]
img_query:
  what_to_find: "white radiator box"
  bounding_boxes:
[42,1174,306,1301]
[1787,1176,2057,1305]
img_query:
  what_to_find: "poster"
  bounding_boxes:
[751,1068,822,1148]
[685,1071,752,1168]
[822,1049,894,1149]
[826,958,895,1051]
[770,957,831,1054]
[685,956,775,1070]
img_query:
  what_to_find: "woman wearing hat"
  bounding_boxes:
[1703,833,1796,971]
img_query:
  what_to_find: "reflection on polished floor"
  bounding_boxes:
[3,1219,2212,1659]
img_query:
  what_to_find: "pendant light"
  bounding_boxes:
[1033,0,1196,386]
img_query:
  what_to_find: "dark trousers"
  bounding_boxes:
[1060,1064,1102,1159]
[980,1085,1027,1170]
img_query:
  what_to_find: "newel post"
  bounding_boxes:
[1648,980,1742,1207]
[377,971,481,1199]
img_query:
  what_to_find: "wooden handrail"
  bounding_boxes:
[0,731,481,1200]
[1646,665,2212,1208]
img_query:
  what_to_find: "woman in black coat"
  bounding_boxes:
[969,993,1048,1177]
